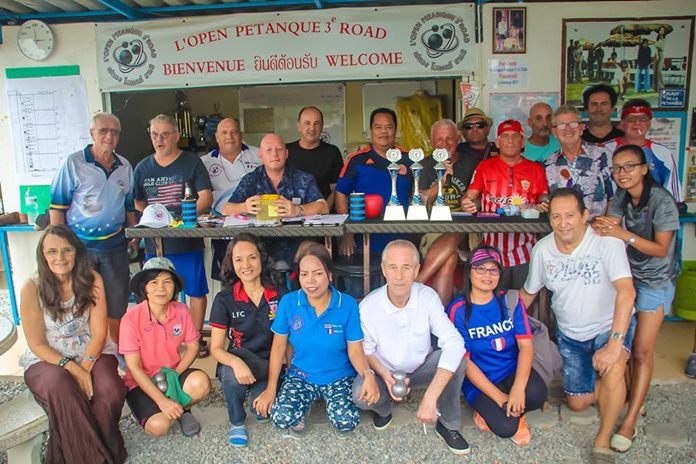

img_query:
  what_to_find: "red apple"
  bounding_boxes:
[364,194,384,218]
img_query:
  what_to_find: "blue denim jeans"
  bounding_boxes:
[217,364,268,426]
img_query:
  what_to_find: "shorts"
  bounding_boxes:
[635,282,675,314]
[500,263,529,291]
[126,368,198,427]
[146,250,209,297]
[88,248,130,320]
[557,316,637,395]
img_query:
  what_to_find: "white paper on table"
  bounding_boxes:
[223,215,280,227]
[302,214,349,226]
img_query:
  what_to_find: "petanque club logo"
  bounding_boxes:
[102,28,157,86]
[410,11,470,71]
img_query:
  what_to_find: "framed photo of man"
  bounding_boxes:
[562,16,694,110]
[493,7,526,54]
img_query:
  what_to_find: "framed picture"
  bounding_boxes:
[493,7,526,54]
[562,16,694,110]
[489,92,559,138]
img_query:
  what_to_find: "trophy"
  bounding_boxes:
[383,148,406,221]
[406,148,428,221]
[430,148,453,221]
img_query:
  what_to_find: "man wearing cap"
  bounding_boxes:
[286,106,344,211]
[461,119,549,290]
[353,240,469,455]
[335,108,413,256]
[134,114,213,356]
[604,99,682,201]
[581,84,625,144]
[456,108,498,162]
[416,119,481,303]
[545,105,613,219]
[524,102,561,163]
[521,188,636,464]
[50,112,136,346]
[201,118,261,282]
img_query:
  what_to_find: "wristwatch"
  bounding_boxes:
[610,331,624,342]
[626,235,636,246]
[58,357,72,368]
[362,368,375,378]
[296,205,304,217]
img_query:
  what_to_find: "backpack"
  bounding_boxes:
[447,295,561,386]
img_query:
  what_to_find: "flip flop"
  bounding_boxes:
[610,429,636,453]
[590,447,615,464]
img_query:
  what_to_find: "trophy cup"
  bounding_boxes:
[429,148,453,221]
[406,148,428,221]
[383,148,406,221]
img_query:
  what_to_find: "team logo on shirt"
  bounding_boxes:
[209,163,223,177]
[172,323,182,337]
[324,323,343,335]
[491,337,507,351]
[268,300,278,321]
[290,315,304,333]
[521,180,530,191]
[229,327,244,349]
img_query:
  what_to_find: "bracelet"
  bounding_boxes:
[610,331,624,342]
[84,355,97,362]
[362,368,375,378]
[58,357,72,368]
[296,205,304,217]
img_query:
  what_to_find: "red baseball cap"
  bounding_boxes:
[497,119,525,136]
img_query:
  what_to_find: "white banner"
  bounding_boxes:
[95,4,476,92]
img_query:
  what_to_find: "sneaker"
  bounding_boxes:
[372,412,393,431]
[473,411,490,432]
[178,411,201,437]
[686,353,696,379]
[511,416,531,446]
[334,428,354,440]
[435,420,471,456]
[228,424,248,447]
[286,418,307,439]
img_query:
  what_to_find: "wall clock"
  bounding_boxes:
[17,20,55,61]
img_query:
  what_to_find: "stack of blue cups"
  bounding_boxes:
[349,193,365,221]
[181,199,197,227]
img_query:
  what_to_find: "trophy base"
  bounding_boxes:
[430,205,453,221]
[384,205,406,221]
[406,205,428,221]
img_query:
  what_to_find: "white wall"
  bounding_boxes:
[0,0,695,301]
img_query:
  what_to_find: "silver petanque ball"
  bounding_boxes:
[156,380,168,392]
[539,194,550,204]
[391,382,408,398]
[391,370,407,382]
[153,372,166,383]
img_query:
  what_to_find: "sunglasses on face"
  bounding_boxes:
[463,122,487,130]
[95,128,121,136]
[610,162,645,174]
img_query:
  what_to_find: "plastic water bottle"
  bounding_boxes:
[25,188,39,225]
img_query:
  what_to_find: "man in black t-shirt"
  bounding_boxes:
[581,84,624,144]
[286,106,344,211]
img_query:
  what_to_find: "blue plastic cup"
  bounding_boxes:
[349,193,365,221]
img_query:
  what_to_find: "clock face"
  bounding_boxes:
[17,20,55,61]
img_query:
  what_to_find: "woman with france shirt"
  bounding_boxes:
[209,234,284,447]
[447,246,547,446]
[253,244,379,438]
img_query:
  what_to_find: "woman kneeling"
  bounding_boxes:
[120,257,211,437]
[447,246,548,445]
[20,224,127,463]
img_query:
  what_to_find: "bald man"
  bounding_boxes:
[524,102,560,163]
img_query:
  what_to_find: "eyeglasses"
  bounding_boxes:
[463,122,487,130]
[44,247,76,259]
[472,266,500,276]
[554,121,582,130]
[148,130,176,139]
[95,128,121,136]
[625,116,651,124]
[610,162,645,174]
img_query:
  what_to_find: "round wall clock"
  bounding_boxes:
[17,20,55,61]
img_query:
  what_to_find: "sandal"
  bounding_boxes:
[610,429,637,453]
[198,339,210,358]
[589,447,615,464]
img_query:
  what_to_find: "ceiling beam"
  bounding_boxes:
[314,0,324,8]
[96,0,145,19]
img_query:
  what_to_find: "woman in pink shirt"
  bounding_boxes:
[120,257,211,437]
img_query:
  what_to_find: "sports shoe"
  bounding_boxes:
[178,410,201,437]
[435,420,471,455]
[686,353,696,379]
[473,411,490,432]
[286,416,307,439]
[334,428,354,440]
[511,416,531,446]
[228,424,248,447]
[372,412,393,430]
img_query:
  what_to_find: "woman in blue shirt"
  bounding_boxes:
[447,245,547,445]
[253,244,379,437]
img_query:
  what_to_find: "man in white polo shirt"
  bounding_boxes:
[200,118,261,280]
[520,188,636,464]
[352,240,469,455]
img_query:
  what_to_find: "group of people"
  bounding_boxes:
[18,82,689,464]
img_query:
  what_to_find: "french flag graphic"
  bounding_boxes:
[491,337,506,351]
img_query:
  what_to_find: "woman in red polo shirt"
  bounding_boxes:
[209,234,284,447]
[119,257,211,437]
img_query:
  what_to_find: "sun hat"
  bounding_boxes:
[457,107,493,130]
[470,248,503,268]
[129,256,185,299]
